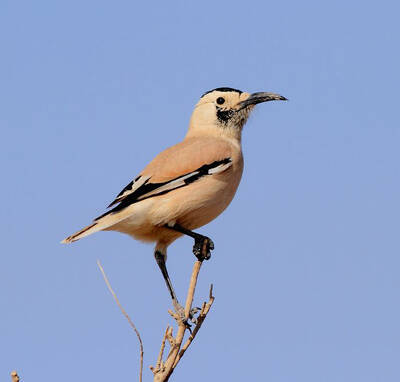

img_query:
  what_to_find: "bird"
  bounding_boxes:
[62,87,286,318]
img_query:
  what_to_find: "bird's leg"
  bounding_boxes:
[154,249,198,327]
[154,250,184,314]
[166,223,214,261]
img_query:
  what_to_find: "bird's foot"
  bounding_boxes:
[173,301,201,330]
[188,306,201,325]
[193,236,214,261]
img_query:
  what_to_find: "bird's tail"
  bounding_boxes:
[61,202,139,244]
[61,212,120,243]
[61,222,103,243]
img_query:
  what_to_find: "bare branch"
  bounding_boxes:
[153,260,215,382]
[97,260,144,382]
[173,284,215,366]
[166,327,175,347]
[97,249,214,381]
[150,326,169,374]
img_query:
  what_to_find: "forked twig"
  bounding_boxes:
[97,260,144,382]
[173,284,215,367]
[97,252,214,381]
[152,260,215,382]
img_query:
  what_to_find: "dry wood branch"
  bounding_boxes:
[152,260,215,382]
[166,327,175,347]
[10,371,19,382]
[173,284,214,367]
[150,326,169,374]
[97,260,144,382]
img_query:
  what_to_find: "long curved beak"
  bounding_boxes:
[237,92,287,110]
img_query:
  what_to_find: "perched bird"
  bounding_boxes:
[62,87,286,316]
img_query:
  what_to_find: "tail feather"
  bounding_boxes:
[61,222,100,243]
[61,203,139,244]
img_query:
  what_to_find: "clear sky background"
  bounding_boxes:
[1,0,399,381]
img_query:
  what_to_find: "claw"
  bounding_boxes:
[188,306,201,324]
[173,302,203,332]
[172,302,201,329]
[193,236,214,261]
[173,302,191,329]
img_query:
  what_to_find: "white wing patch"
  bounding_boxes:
[107,174,151,208]
[137,171,200,200]
[208,161,232,174]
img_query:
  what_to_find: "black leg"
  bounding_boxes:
[154,250,182,310]
[166,223,214,261]
[154,250,198,328]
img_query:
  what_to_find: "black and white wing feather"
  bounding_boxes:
[96,158,232,221]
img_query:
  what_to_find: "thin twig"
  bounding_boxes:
[166,327,175,347]
[97,260,144,382]
[151,326,169,374]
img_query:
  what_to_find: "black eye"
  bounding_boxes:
[216,97,225,105]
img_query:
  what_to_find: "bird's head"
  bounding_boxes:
[187,87,286,140]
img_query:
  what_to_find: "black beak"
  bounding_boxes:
[237,92,287,110]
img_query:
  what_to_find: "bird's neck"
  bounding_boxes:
[185,124,242,146]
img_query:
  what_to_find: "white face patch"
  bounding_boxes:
[186,89,253,141]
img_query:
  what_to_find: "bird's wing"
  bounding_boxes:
[106,175,152,208]
[96,137,233,221]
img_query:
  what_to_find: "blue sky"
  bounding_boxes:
[1,0,399,381]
